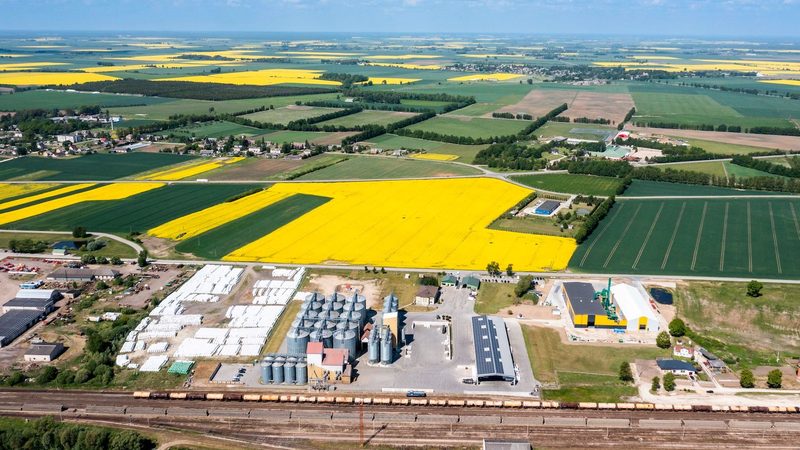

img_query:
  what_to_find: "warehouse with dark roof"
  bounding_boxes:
[471,315,516,383]
[562,281,626,329]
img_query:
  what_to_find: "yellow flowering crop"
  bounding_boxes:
[0,62,67,71]
[366,62,442,70]
[157,69,341,86]
[0,184,52,202]
[363,77,421,85]
[409,153,459,161]
[0,72,118,86]
[759,79,800,87]
[224,178,576,271]
[593,59,800,75]
[448,73,524,82]
[368,55,441,60]
[0,183,162,225]
[0,184,95,211]
[149,188,292,240]
[139,157,244,181]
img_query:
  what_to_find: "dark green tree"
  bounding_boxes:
[73,226,88,238]
[137,250,148,267]
[656,331,671,349]
[618,361,633,382]
[668,318,686,337]
[747,280,763,297]
[651,376,661,392]
[767,369,782,389]
[663,372,676,391]
[739,368,755,388]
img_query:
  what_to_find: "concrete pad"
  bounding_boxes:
[772,421,800,431]
[417,414,458,424]
[459,415,501,425]
[167,407,207,417]
[87,405,126,415]
[639,419,682,429]
[683,420,727,430]
[208,408,250,418]
[250,409,290,421]
[290,410,332,420]
[587,418,630,428]
[22,403,63,412]
[373,412,416,423]
[501,416,544,426]
[127,406,166,416]
[544,417,586,427]
[728,420,772,430]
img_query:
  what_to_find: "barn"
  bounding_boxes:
[534,200,561,215]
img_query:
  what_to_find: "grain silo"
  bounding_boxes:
[295,361,308,384]
[286,328,310,354]
[333,329,357,361]
[272,358,285,384]
[284,358,296,384]
[380,327,393,364]
[260,356,274,384]
[368,327,380,364]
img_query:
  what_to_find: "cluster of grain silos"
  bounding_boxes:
[367,324,394,365]
[260,354,308,385]
[285,291,367,361]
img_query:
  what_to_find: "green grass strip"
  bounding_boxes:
[176,193,331,259]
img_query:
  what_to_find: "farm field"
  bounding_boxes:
[224,178,577,271]
[629,126,800,152]
[162,120,265,139]
[204,157,305,180]
[403,116,529,139]
[659,160,780,179]
[498,89,634,123]
[511,173,622,196]
[269,154,350,181]
[0,72,117,86]
[680,137,779,155]
[622,180,784,197]
[0,89,170,111]
[239,105,342,125]
[175,194,331,259]
[535,121,616,140]
[295,156,481,180]
[137,157,244,181]
[317,110,417,128]
[0,153,195,181]
[4,184,261,234]
[255,130,357,146]
[363,134,488,162]
[159,68,341,86]
[569,198,800,279]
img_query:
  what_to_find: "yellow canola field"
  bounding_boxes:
[448,73,524,82]
[0,72,118,86]
[364,77,420,85]
[462,54,525,58]
[158,69,341,86]
[366,62,442,70]
[409,153,458,161]
[0,184,94,211]
[0,184,52,202]
[280,51,362,57]
[223,178,576,271]
[368,55,441,60]
[0,62,67,71]
[0,183,162,226]
[593,59,800,75]
[139,157,244,181]
[760,79,800,86]
[81,62,243,73]
[149,188,293,240]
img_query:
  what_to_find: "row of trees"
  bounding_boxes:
[731,155,800,178]
[0,416,155,450]
[573,196,616,244]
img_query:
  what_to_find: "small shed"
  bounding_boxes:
[441,275,458,287]
[656,359,696,376]
[24,342,65,362]
[462,276,481,291]
[535,200,561,215]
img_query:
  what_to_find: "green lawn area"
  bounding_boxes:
[403,115,529,139]
[683,138,780,155]
[660,160,781,179]
[535,121,616,141]
[163,120,265,139]
[475,283,518,315]
[0,231,136,258]
[239,106,342,125]
[511,173,622,196]
[296,155,481,180]
[0,153,195,181]
[364,134,488,162]
[318,110,417,128]
[522,326,667,402]
[269,154,349,180]
[490,216,574,237]
[261,299,304,355]
[675,281,800,366]
[175,194,330,259]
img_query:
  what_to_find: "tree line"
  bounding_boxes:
[730,155,800,178]
[0,416,155,450]
[574,196,615,244]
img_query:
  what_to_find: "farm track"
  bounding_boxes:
[0,390,799,448]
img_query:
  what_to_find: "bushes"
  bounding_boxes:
[731,155,800,178]
[473,143,547,170]
[0,416,157,450]
[8,238,48,253]
[573,195,615,244]
[656,331,671,349]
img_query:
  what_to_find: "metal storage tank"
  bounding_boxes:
[313,320,326,330]
[310,301,323,312]
[350,310,365,329]
[348,320,360,332]
[272,360,285,383]
[342,301,354,312]
[323,321,337,331]
[309,330,322,343]
[284,359,296,384]
[305,310,318,320]
[327,293,344,303]
[380,328,392,364]
[328,310,340,320]
[260,358,273,384]
[295,362,308,384]
[333,329,358,361]
[368,328,380,363]
[336,321,349,331]
[302,319,316,329]
[352,302,366,314]
[287,328,310,354]
[332,301,344,313]
[291,318,303,329]
[321,329,334,348]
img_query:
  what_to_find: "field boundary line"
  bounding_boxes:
[632,202,664,270]
[690,201,708,272]
[579,203,626,267]
[768,202,782,275]
[791,202,800,241]
[722,161,730,183]
[602,203,642,269]
[747,202,753,273]
[661,202,686,270]
[719,202,729,272]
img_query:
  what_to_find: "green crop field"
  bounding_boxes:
[365,134,488,162]
[296,155,481,180]
[0,153,194,181]
[403,116,529,139]
[683,138,778,155]
[5,184,260,234]
[317,110,417,128]
[175,194,330,259]
[239,106,341,125]
[535,121,616,141]
[511,173,622,196]
[622,180,784,197]
[570,198,800,279]
[163,120,265,139]
[255,130,355,145]
[659,160,780,179]
[0,89,170,111]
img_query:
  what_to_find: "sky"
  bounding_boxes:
[0,0,799,37]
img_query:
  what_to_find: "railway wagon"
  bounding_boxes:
[222,393,244,401]
[169,392,187,400]
[692,405,712,412]
[187,392,207,401]
[133,391,151,399]
[559,402,579,409]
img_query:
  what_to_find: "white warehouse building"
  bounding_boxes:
[610,283,660,332]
